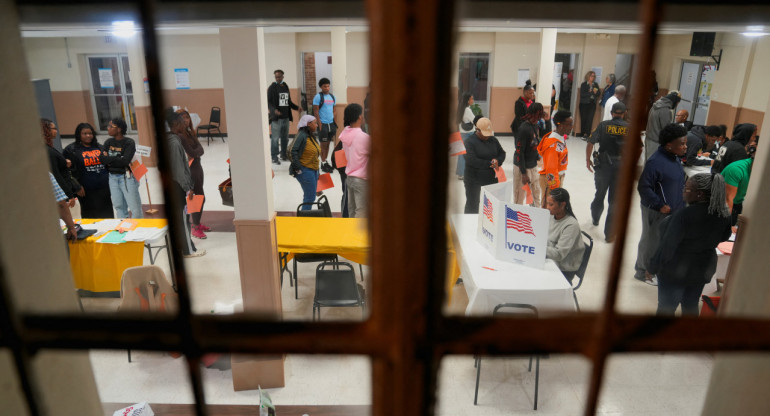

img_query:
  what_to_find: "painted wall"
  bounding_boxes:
[346,31,369,88]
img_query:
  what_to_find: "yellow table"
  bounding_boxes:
[69,219,168,293]
[275,217,461,302]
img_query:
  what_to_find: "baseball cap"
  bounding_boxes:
[611,102,627,113]
[476,117,494,136]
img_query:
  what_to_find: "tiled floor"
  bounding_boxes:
[76,134,715,415]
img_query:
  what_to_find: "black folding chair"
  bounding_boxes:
[474,303,541,410]
[313,261,366,321]
[196,106,223,145]
[571,231,594,311]
[290,198,338,299]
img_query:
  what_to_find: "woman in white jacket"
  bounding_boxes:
[456,92,477,180]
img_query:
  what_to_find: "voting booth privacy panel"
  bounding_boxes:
[477,182,550,269]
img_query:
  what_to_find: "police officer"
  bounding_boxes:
[586,101,629,242]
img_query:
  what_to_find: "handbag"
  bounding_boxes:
[218,178,234,207]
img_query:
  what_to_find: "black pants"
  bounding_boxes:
[463,178,496,214]
[590,163,618,240]
[80,186,114,218]
[579,103,596,136]
[731,202,742,226]
[175,184,196,255]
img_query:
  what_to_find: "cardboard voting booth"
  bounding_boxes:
[477,182,550,269]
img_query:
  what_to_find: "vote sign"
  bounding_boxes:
[476,182,549,269]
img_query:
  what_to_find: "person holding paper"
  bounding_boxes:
[289,115,322,210]
[166,109,205,258]
[339,103,371,218]
[545,188,585,284]
[177,109,209,239]
[101,118,143,219]
[463,118,506,214]
[634,124,687,286]
[649,173,731,316]
[538,111,573,207]
[513,103,549,207]
[63,123,113,218]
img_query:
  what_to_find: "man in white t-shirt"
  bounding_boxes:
[602,85,626,121]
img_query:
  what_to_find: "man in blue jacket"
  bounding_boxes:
[634,123,687,286]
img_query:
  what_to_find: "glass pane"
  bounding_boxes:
[438,354,590,414]
[126,95,137,131]
[458,52,490,114]
[202,354,371,413]
[88,56,122,95]
[93,95,127,131]
[122,55,133,94]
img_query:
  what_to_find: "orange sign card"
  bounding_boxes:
[495,166,507,183]
[335,149,348,168]
[316,172,334,192]
[449,132,466,156]
[116,219,139,232]
[523,184,534,205]
[131,160,148,181]
[186,194,205,213]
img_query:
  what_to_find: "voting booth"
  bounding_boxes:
[477,182,550,269]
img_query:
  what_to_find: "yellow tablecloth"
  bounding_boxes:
[69,219,168,293]
[275,217,460,301]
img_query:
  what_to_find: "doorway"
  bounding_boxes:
[554,53,580,112]
[458,53,490,116]
[86,54,135,133]
[676,61,710,126]
[614,53,635,103]
[301,51,333,110]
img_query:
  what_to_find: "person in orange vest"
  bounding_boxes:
[537,111,573,207]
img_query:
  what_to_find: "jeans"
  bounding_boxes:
[513,166,542,207]
[295,165,319,210]
[270,118,290,159]
[656,278,705,316]
[634,204,667,278]
[108,173,143,218]
[346,176,368,218]
[591,162,619,239]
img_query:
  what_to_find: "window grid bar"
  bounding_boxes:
[584,0,664,414]
[136,0,207,414]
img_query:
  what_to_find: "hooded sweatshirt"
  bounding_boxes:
[339,126,371,179]
[537,131,568,189]
[712,123,755,174]
[683,126,711,167]
[645,93,679,145]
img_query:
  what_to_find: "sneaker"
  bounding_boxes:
[645,276,658,286]
[272,157,281,165]
[280,155,288,161]
[183,249,207,258]
[198,224,212,232]
[592,219,599,226]
[321,161,334,173]
[191,225,207,239]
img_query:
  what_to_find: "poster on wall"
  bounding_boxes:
[591,66,603,82]
[98,68,114,89]
[174,68,190,89]
[517,69,530,87]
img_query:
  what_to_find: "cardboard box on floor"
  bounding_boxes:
[231,354,285,390]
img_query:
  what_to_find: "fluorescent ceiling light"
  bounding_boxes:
[111,21,137,38]
[741,32,769,37]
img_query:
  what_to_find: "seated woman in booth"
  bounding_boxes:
[544,188,586,283]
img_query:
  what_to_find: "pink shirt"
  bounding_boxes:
[339,126,371,179]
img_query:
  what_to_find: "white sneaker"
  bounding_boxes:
[184,249,207,258]
[645,275,658,286]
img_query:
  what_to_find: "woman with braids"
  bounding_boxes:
[513,102,551,207]
[649,173,732,316]
[545,188,586,283]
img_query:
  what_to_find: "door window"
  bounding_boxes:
[87,55,136,133]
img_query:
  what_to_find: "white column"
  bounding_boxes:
[536,28,558,114]
[220,27,274,220]
[331,27,348,104]
[125,36,158,165]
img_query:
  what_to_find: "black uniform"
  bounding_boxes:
[588,117,628,240]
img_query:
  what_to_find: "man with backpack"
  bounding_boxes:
[267,69,299,165]
[313,77,337,173]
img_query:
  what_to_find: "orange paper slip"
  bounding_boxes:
[449,132,466,156]
[717,241,733,255]
[523,184,534,205]
[495,166,507,182]
[335,149,348,168]
[116,219,139,233]
[130,160,148,181]
[186,194,205,213]
[317,173,334,192]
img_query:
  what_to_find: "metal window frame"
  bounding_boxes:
[86,53,137,133]
[5,1,770,416]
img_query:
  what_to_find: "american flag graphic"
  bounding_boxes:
[483,195,494,223]
[506,206,535,236]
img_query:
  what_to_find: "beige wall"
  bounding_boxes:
[556,33,586,53]
[347,31,370,87]
[296,31,331,52]
[580,33,620,88]
[157,34,223,89]
[265,32,299,86]
[740,36,770,112]
[491,32,540,87]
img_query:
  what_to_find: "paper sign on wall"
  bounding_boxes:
[175,68,190,89]
[99,68,114,88]
[135,145,152,157]
[517,69,530,87]
[591,66,603,82]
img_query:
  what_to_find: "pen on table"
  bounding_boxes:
[482,266,497,271]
